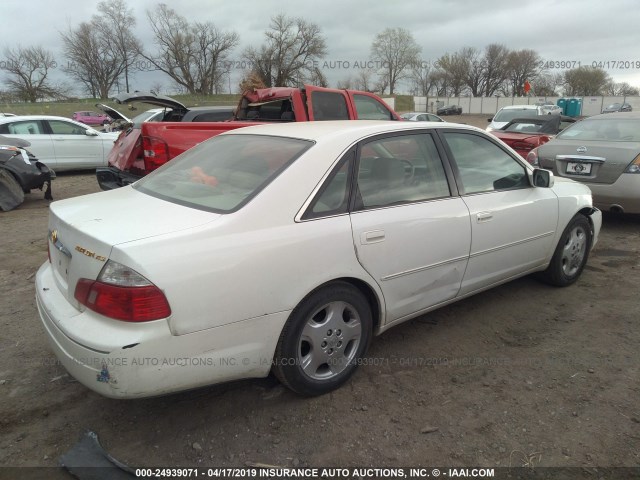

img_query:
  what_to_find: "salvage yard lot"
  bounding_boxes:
[1,124,639,471]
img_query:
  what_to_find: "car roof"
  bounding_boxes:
[227,119,481,143]
[499,105,539,110]
[0,115,81,124]
[587,111,640,120]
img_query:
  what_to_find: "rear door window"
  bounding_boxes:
[355,133,450,209]
[310,91,349,120]
[1,120,45,135]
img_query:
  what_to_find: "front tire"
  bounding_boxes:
[0,170,25,211]
[273,282,373,396]
[538,214,592,286]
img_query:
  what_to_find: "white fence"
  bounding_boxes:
[414,96,640,116]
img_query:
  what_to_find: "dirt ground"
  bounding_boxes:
[1,116,639,476]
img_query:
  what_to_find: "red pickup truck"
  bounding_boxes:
[96,85,400,190]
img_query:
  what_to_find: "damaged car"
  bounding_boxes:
[0,134,53,211]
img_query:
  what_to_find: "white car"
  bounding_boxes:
[0,115,118,171]
[36,121,601,398]
[539,103,563,115]
[400,112,444,122]
[487,105,543,131]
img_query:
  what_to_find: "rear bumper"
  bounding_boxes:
[35,262,288,398]
[96,166,141,191]
[585,174,640,214]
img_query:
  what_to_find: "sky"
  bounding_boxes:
[3,0,640,96]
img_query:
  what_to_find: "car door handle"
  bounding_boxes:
[476,212,493,223]
[360,230,385,244]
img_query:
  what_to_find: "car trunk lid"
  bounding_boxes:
[538,140,640,184]
[47,187,220,306]
[112,91,187,111]
[95,103,131,123]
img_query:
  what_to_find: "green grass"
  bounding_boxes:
[393,95,414,113]
[1,94,242,118]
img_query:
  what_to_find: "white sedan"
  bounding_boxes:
[36,121,601,398]
[0,115,118,171]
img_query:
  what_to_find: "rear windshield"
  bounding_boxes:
[556,118,640,142]
[504,122,544,133]
[134,134,313,213]
[494,108,539,123]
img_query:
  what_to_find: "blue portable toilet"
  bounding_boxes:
[556,98,568,115]
[566,98,582,117]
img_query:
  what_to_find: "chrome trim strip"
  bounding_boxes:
[470,231,554,258]
[556,155,605,163]
[49,230,72,259]
[381,255,468,281]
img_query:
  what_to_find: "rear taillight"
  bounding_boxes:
[526,148,539,166]
[624,153,640,174]
[142,136,170,172]
[74,260,171,322]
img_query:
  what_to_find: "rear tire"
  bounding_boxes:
[538,214,592,287]
[273,282,373,396]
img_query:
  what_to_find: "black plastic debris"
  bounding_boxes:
[59,431,136,480]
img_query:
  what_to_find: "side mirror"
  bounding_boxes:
[487,118,493,122]
[531,168,554,188]
[85,129,99,137]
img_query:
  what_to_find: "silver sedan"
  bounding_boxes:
[530,112,640,213]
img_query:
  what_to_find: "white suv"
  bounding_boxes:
[487,105,543,131]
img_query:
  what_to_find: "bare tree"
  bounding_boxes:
[307,66,328,88]
[150,82,164,95]
[564,67,611,96]
[337,69,376,91]
[533,71,564,96]
[605,81,639,96]
[244,14,327,87]
[428,69,450,96]
[144,4,239,95]
[61,0,140,99]
[481,44,510,97]
[371,28,421,95]
[410,61,436,96]
[92,0,141,92]
[435,52,468,96]
[354,69,376,92]
[462,47,484,97]
[2,46,67,102]
[62,23,123,98]
[506,49,541,96]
